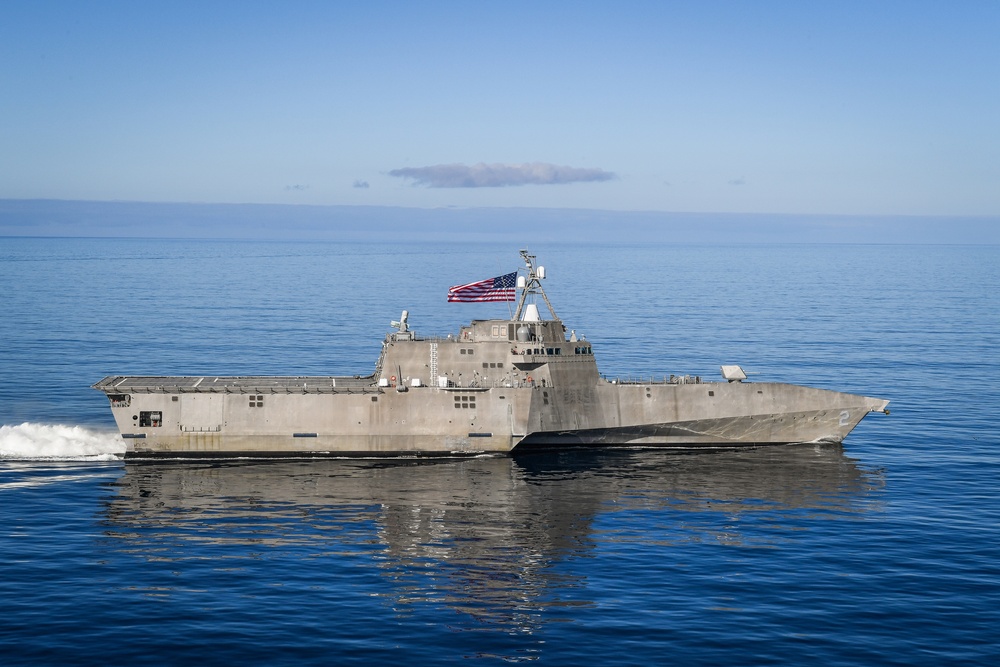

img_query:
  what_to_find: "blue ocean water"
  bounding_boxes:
[1,237,999,665]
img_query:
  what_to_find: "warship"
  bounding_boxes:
[93,250,889,458]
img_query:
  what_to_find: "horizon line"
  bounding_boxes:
[2,196,998,221]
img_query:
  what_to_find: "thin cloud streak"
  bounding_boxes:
[388,162,616,188]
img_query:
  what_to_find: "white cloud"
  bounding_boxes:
[388,162,616,188]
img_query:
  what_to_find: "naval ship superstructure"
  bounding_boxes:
[93,250,889,458]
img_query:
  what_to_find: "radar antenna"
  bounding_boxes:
[514,250,558,321]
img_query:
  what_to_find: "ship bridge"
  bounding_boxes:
[376,251,600,390]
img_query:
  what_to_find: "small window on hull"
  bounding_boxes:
[139,411,162,427]
[454,395,477,409]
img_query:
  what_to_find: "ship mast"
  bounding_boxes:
[513,249,559,321]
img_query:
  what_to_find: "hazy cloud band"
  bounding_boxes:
[389,162,616,188]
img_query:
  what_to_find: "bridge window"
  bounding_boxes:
[249,395,264,408]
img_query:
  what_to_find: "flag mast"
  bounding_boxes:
[514,249,558,321]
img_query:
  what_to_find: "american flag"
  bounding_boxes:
[448,271,518,302]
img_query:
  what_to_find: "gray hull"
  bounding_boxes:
[93,251,888,458]
[92,375,887,459]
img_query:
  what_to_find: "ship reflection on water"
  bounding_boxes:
[103,446,884,631]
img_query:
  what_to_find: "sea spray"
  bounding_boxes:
[0,422,124,460]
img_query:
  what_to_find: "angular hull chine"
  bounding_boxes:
[516,380,888,451]
[513,404,884,452]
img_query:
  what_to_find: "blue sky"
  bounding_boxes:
[2,1,999,217]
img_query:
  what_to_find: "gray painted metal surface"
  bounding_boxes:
[93,251,889,458]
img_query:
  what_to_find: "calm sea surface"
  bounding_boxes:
[1,238,998,665]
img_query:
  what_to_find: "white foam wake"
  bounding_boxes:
[0,423,125,460]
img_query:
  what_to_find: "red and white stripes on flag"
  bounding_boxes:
[447,271,517,302]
